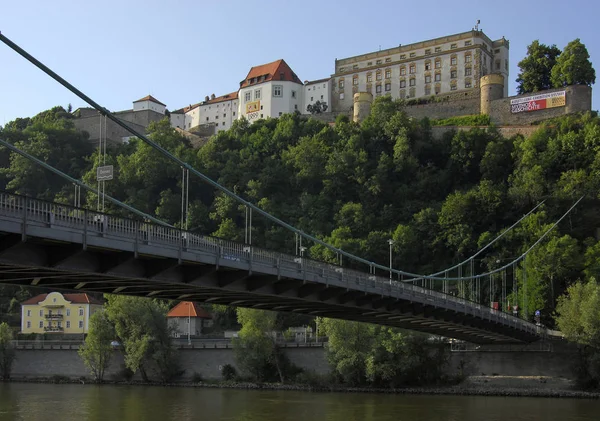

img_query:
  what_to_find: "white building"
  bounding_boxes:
[133,95,167,114]
[303,78,332,113]
[197,92,238,132]
[237,59,304,122]
[331,29,509,112]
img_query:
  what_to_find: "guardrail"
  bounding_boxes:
[0,191,541,337]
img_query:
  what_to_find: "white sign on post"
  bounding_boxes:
[97,165,114,181]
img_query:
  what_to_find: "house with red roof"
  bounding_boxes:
[20,292,104,335]
[167,301,213,339]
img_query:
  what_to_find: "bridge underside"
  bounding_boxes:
[0,232,537,344]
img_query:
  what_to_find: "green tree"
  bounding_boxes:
[516,40,562,94]
[551,39,596,87]
[78,311,115,381]
[104,295,178,382]
[0,322,15,380]
[306,101,328,114]
[233,308,289,383]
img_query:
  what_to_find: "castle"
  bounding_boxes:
[72,28,592,145]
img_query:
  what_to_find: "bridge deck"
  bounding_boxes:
[0,192,542,343]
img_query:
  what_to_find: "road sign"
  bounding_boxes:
[97,165,114,181]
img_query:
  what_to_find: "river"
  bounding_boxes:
[1,383,600,420]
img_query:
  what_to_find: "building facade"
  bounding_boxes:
[303,78,332,113]
[20,292,103,335]
[331,30,509,112]
[167,301,213,339]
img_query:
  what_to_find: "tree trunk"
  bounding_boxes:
[139,365,149,382]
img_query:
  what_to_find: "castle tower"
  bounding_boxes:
[353,92,373,123]
[480,74,505,115]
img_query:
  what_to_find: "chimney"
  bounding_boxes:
[205,96,209,102]
[211,93,216,100]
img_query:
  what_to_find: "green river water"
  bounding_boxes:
[1,383,599,420]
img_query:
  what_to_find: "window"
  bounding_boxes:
[495,48,500,54]
[310,97,313,101]
[435,60,441,69]
[339,79,344,89]
[400,80,406,88]
[385,83,391,91]
[278,112,283,116]
[376,59,382,65]
[206,117,209,121]
[57,321,62,328]
[435,73,441,82]
[39,310,43,317]
[410,52,416,58]
[505,60,509,71]
[27,310,31,317]
[233,112,236,116]
[39,321,43,328]
[399,89,406,99]
[400,67,406,76]
[451,43,457,49]
[465,67,472,76]
[353,64,359,70]
[435,47,441,53]
[244,91,251,102]
[425,49,431,55]
[353,76,358,85]
[223,113,226,118]
[409,87,415,97]
[451,70,457,79]
[79,308,84,316]
[425,62,431,71]
[451,83,457,91]
[79,321,83,329]
[375,85,382,93]
[376,71,382,81]
[367,73,372,82]
[435,85,441,95]
[291,90,296,98]
[496,60,501,70]
[339,92,344,100]
[215,115,219,119]
[400,54,406,59]
[27,321,31,328]
[425,75,431,83]
[367,61,372,66]
[425,85,431,95]
[339,67,345,72]
[409,78,416,87]
[465,80,472,88]
[321,95,323,99]
[465,40,472,46]
[409,65,415,74]
[385,57,391,63]
[385,69,391,79]
[273,85,282,97]
[294,104,298,110]
[254,89,261,100]
[465,54,472,63]
[66,321,71,329]
[66,309,70,316]
[451,57,457,66]
[260,114,263,118]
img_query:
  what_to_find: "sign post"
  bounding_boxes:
[96,165,113,181]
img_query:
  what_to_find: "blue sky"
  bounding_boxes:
[0,0,598,125]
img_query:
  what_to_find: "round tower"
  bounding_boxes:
[353,92,373,124]
[480,74,505,116]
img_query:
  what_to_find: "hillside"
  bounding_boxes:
[1,97,600,327]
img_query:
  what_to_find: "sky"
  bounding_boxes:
[0,0,598,125]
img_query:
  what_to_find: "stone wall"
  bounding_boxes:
[487,85,592,125]
[402,97,481,121]
[11,342,576,381]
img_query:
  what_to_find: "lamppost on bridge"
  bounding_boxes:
[299,246,307,258]
[388,239,394,284]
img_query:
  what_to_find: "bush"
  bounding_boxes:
[49,374,69,384]
[431,114,491,126]
[190,371,203,383]
[221,364,237,381]
[294,371,333,388]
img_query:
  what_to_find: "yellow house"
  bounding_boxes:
[20,292,103,335]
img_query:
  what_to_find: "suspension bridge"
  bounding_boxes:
[0,31,580,344]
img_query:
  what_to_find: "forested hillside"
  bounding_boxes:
[1,98,600,327]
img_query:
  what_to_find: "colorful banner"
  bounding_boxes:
[246,101,260,114]
[510,91,566,114]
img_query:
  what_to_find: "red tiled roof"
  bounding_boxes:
[133,95,166,106]
[167,301,212,319]
[240,59,302,88]
[21,293,103,305]
[203,91,239,105]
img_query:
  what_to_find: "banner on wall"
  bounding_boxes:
[246,101,260,114]
[510,91,566,114]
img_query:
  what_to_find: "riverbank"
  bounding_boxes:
[5,375,599,399]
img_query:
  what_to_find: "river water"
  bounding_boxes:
[1,383,600,421]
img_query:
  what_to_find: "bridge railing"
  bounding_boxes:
[0,191,539,336]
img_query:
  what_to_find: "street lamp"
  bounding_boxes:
[388,239,394,284]
[299,246,307,257]
[187,302,192,346]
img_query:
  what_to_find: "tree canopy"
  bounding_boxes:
[551,38,596,88]
[516,40,562,94]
